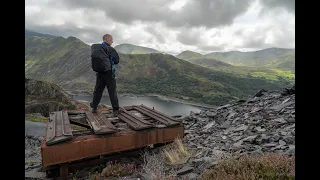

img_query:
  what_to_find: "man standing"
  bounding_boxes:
[90,34,120,114]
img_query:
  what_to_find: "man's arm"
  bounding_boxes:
[109,47,120,65]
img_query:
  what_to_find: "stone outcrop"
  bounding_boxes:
[25,78,76,116]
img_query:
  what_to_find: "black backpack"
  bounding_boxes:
[91,43,111,72]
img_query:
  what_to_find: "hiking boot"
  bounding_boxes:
[90,102,99,113]
[113,110,121,117]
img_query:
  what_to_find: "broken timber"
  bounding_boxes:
[85,111,118,134]
[46,111,73,146]
[116,107,154,130]
[132,105,181,126]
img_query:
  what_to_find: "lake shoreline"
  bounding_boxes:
[68,91,215,109]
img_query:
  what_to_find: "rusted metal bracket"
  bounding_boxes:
[132,105,181,127]
[46,111,73,146]
[85,111,118,134]
[116,108,154,130]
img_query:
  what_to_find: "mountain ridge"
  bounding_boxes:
[176,48,295,72]
[25,29,56,38]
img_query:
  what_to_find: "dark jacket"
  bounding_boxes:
[102,42,119,65]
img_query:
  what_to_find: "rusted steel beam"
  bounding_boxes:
[116,108,154,130]
[41,125,184,167]
[47,148,145,179]
[46,111,73,146]
[59,163,68,180]
[132,105,181,126]
[85,111,117,134]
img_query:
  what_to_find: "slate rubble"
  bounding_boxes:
[176,86,295,178]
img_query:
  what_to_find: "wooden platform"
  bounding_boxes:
[41,105,185,179]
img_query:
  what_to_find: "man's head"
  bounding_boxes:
[103,34,113,45]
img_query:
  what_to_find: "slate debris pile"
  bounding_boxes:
[182,86,295,157]
[171,86,295,179]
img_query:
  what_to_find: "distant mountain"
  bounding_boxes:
[25,29,56,38]
[176,48,295,72]
[114,43,160,54]
[203,48,295,71]
[176,50,203,60]
[176,48,295,83]
[25,34,294,105]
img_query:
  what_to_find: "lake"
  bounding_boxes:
[72,95,209,117]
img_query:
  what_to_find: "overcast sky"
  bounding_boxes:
[25,0,295,55]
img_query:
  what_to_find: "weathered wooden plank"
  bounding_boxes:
[85,111,117,135]
[116,109,154,130]
[132,105,180,126]
[46,111,73,146]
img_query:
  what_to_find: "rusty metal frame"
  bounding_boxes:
[46,111,73,146]
[116,107,154,130]
[41,125,184,167]
[132,105,181,126]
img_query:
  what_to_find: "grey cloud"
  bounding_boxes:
[25,21,122,44]
[233,27,271,49]
[26,0,295,54]
[144,26,166,44]
[234,29,244,36]
[234,23,294,49]
[176,30,202,46]
[259,0,295,13]
[198,44,226,51]
[50,0,254,29]
[211,31,222,38]
[241,36,267,49]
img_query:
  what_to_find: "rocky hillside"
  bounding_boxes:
[25,34,294,105]
[25,78,77,116]
[114,43,160,54]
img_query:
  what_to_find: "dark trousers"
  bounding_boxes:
[92,70,119,112]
